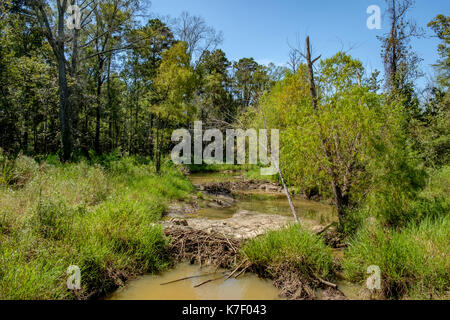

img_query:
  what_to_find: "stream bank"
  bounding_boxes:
[109,170,368,300]
[162,171,355,300]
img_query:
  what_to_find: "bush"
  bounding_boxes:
[32,199,74,240]
[343,216,450,299]
[0,151,39,188]
[242,224,334,280]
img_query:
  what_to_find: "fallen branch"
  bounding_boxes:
[194,274,228,288]
[234,263,251,279]
[317,277,337,288]
[225,260,247,280]
[317,222,337,235]
[160,271,225,286]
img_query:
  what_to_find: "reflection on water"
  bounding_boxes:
[193,190,335,225]
[108,263,281,300]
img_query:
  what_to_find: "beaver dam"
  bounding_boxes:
[109,171,356,300]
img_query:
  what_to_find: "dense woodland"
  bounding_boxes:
[0,0,449,300]
[0,0,284,168]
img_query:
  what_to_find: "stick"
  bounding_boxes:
[234,264,250,279]
[317,276,337,288]
[256,103,299,223]
[225,260,247,280]
[221,233,237,253]
[317,222,337,235]
[160,272,224,285]
[194,274,228,288]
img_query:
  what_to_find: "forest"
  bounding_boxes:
[0,0,448,300]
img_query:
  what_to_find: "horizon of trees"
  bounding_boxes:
[0,0,448,176]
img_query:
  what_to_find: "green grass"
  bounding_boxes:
[242,224,334,280]
[0,155,193,299]
[342,215,450,299]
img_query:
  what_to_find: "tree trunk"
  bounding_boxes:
[155,121,161,174]
[32,0,73,161]
[306,36,318,110]
[94,58,104,155]
[331,181,349,224]
[57,49,73,161]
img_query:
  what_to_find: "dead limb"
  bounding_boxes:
[160,271,225,286]
[317,276,337,288]
[194,274,228,288]
[225,260,247,280]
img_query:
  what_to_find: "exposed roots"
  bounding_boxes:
[267,264,317,300]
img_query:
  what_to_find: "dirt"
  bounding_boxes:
[165,179,293,238]
[165,210,292,240]
[196,179,284,194]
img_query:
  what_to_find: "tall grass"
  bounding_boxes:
[242,224,334,280]
[342,215,450,299]
[0,154,193,299]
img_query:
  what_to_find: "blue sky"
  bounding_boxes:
[149,0,449,88]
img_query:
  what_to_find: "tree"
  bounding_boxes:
[0,2,59,155]
[428,14,450,88]
[233,58,271,110]
[83,0,140,154]
[196,49,236,127]
[123,18,175,155]
[30,0,73,160]
[255,53,400,225]
[172,11,223,63]
[409,15,450,167]
[378,0,423,122]
[148,42,196,172]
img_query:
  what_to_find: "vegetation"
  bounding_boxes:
[0,0,448,300]
[242,224,334,280]
[343,216,449,299]
[0,153,193,299]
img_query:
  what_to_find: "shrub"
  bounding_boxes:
[0,151,39,188]
[242,224,334,280]
[32,199,74,240]
[342,216,450,299]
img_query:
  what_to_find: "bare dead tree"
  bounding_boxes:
[287,35,302,73]
[287,47,301,74]
[172,11,223,62]
[305,36,321,110]
[379,0,424,90]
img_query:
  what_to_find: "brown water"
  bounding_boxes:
[189,172,335,224]
[108,263,281,300]
[195,192,334,223]
[109,172,337,300]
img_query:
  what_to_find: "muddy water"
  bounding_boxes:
[109,172,335,300]
[190,172,335,225]
[108,263,281,300]
[195,192,334,223]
